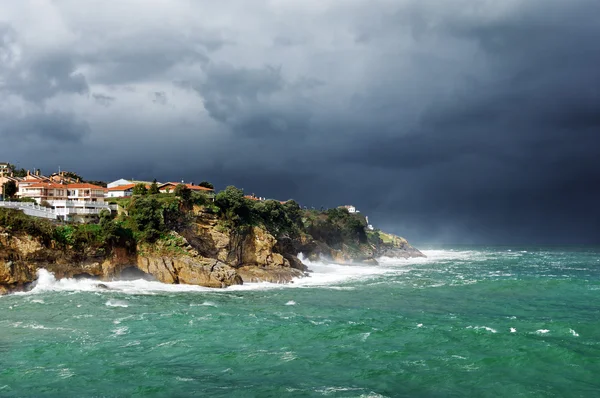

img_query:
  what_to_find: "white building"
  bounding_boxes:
[340,205,358,213]
[64,183,106,203]
[18,182,67,204]
[106,184,135,198]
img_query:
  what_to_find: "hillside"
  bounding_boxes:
[0,186,423,294]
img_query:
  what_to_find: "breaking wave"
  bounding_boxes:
[9,250,476,296]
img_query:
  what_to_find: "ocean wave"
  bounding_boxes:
[9,249,490,297]
[105,299,129,308]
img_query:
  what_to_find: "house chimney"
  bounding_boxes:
[27,170,30,176]
[35,169,39,176]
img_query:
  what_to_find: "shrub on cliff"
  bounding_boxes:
[128,196,165,242]
[303,207,368,248]
[0,208,55,246]
[174,184,192,202]
[253,200,301,238]
[215,186,253,228]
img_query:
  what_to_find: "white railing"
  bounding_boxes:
[48,200,110,208]
[0,202,57,220]
[54,208,108,216]
[0,201,114,221]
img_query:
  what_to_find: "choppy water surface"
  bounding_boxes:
[1,247,600,397]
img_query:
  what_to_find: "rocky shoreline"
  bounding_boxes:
[0,211,424,295]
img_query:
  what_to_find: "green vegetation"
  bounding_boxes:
[0,208,134,252]
[132,183,148,196]
[2,180,17,198]
[198,181,214,189]
[303,207,368,248]
[213,186,366,247]
[1,181,380,259]
[149,180,160,195]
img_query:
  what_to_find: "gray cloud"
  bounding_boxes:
[0,0,599,244]
[92,93,115,107]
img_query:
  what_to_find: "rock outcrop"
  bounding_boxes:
[0,210,423,295]
[0,227,246,294]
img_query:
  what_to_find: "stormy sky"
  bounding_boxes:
[1,0,599,244]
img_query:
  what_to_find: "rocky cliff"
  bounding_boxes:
[0,210,422,295]
[0,212,307,294]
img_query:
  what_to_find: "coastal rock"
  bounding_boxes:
[174,257,242,288]
[236,265,304,284]
[137,255,242,288]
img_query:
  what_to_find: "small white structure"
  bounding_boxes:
[366,216,374,231]
[340,205,358,213]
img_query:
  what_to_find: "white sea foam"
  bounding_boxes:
[570,329,579,337]
[105,300,129,308]
[510,328,517,333]
[190,301,217,307]
[10,249,474,296]
[285,300,296,306]
[536,329,550,334]
[111,326,129,336]
[467,326,497,333]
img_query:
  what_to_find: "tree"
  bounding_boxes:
[174,184,191,202]
[214,186,253,227]
[149,179,159,195]
[198,181,214,189]
[132,183,148,196]
[129,197,164,242]
[3,180,17,199]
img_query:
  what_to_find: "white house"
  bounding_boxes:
[18,182,68,204]
[106,183,135,198]
[340,205,358,213]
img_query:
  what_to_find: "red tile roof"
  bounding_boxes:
[67,183,105,189]
[107,183,136,191]
[23,182,67,189]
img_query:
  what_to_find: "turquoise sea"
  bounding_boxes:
[1,247,599,397]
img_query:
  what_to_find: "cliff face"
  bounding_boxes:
[293,231,425,265]
[0,213,305,294]
[0,211,423,295]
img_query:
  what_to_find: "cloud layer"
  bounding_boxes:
[1,0,599,243]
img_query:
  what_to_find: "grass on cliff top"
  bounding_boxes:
[368,230,408,246]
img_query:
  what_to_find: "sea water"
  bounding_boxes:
[1,247,599,397]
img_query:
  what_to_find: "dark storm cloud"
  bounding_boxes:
[0,23,88,102]
[1,0,599,243]
[2,112,90,143]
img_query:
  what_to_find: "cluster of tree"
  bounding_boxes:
[303,208,368,248]
[213,186,303,237]
[132,181,209,207]
[213,185,368,247]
